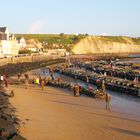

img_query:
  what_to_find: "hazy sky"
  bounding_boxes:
[0,0,140,36]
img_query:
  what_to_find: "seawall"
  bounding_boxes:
[0,54,60,66]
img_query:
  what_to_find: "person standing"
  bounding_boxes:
[17,73,21,81]
[25,79,29,89]
[35,77,40,85]
[102,81,106,96]
[86,76,89,87]
[4,78,8,88]
[41,79,45,91]
[96,78,101,90]
[73,84,76,96]
[4,74,9,88]
[51,73,54,81]
[24,73,29,81]
[75,83,80,97]
[105,93,111,111]
[24,73,29,89]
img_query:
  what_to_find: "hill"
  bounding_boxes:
[15,34,140,54]
[15,34,86,52]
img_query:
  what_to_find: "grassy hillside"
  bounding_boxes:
[15,34,140,52]
[15,34,86,52]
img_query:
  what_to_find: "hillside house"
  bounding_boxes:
[18,37,27,48]
[0,27,19,57]
[21,39,43,53]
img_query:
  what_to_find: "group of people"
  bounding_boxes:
[96,78,111,111]
[72,79,111,110]
[33,76,46,90]
[19,70,111,111]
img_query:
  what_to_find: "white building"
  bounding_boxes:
[22,39,43,53]
[0,27,20,57]
[19,37,27,48]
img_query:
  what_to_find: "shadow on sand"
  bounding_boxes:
[87,112,140,123]
[106,127,140,137]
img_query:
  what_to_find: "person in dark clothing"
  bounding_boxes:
[96,79,101,90]
[73,85,76,96]
[17,73,21,81]
[51,73,54,81]
[24,73,29,81]
[86,76,89,87]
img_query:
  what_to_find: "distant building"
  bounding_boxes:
[0,27,19,57]
[18,37,27,48]
[20,39,43,53]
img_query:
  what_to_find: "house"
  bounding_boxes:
[21,39,43,53]
[0,27,20,57]
[18,37,27,48]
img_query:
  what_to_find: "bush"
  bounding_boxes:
[19,49,32,55]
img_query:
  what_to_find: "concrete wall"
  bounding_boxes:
[0,54,60,66]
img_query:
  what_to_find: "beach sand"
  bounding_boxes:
[5,72,140,140]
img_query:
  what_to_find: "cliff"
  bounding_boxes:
[72,36,140,54]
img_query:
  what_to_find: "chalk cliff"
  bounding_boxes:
[72,36,140,54]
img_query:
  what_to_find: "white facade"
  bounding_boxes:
[19,37,26,48]
[1,40,19,55]
[0,27,20,56]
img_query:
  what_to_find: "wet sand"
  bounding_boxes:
[5,70,140,140]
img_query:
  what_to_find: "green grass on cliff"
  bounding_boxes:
[16,34,140,45]
[15,34,86,52]
[101,36,140,45]
[15,34,85,45]
[131,37,140,44]
[15,34,140,52]
[102,36,127,43]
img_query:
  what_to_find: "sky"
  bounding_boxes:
[0,0,140,37]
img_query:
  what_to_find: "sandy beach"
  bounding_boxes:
[4,70,140,140]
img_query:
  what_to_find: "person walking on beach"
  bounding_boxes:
[35,77,40,85]
[4,78,8,88]
[24,73,29,89]
[105,93,111,111]
[4,74,9,88]
[51,73,54,81]
[86,76,89,87]
[17,73,21,81]
[24,73,29,81]
[74,83,80,97]
[73,84,76,96]
[41,79,45,91]
[25,79,29,89]
[102,80,106,96]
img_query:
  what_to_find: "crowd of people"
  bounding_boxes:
[26,69,111,110]
[0,68,111,111]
